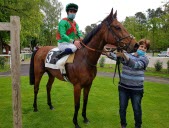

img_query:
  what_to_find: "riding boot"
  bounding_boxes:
[54,51,70,62]
[57,51,70,59]
[54,48,73,63]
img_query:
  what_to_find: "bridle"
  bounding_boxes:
[104,19,134,85]
[105,20,134,52]
[80,19,134,53]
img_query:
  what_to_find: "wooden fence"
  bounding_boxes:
[0,16,22,128]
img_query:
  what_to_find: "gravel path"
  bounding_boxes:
[0,64,168,84]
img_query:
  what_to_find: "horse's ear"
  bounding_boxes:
[113,10,117,19]
[104,8,114,21]
[110,8,113,18]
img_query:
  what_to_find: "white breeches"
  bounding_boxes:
[58,42,77,52]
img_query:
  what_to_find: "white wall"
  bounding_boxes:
[147,57,169,69]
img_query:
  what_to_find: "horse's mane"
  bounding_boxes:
[83,24,102,44]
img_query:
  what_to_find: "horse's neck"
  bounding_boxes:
[85,39,105,65]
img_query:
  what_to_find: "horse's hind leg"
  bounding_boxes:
[46,72,55,110]
[33,72,44,112]
[82,86,91,124]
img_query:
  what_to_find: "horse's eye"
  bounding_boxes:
[114,26,121,30]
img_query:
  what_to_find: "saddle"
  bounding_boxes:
[45,48,74,81]
[46,50,62,64]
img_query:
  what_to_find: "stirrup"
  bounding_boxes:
[62,73,69,82]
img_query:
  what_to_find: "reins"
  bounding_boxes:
[104,21,133,85]
[80,41,102,52]
[80,41,111,53]
[113,48,122,86]
[79,20,133,83]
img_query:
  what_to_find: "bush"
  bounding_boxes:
[154,60,163,72]
[167,60,169,73]
[0,57,6,69]
[99,56,105,67]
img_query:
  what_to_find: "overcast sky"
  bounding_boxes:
[58,0,165,31]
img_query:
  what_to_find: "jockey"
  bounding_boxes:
[56,3,83,59]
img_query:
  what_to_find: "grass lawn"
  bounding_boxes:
[0,76,169,128]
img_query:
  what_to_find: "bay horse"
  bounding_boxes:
[29,8,136,128]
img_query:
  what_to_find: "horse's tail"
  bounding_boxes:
[29,50,38,85]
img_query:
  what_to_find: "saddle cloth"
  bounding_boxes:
[45,48,74,71]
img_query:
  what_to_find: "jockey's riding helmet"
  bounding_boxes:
[66,3,78,12]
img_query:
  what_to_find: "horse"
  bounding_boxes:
[29,8,137,128]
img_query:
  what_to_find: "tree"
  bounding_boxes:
[123,4,169,52]
[146,7,166,52]
[134,12,148,39]
[0,0,44,50]
[135,12,146,24]
[0,0,63,51]
[40,0,62,46]
[123,16,137,36]
[84,23,97,35]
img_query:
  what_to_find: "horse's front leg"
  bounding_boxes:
[46,73,55,110]
[73,84,81,128]
[82,86,91,124]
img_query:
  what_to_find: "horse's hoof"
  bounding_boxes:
[33,109,38,112]
[83,118,89,124]
[75,124,81,128]
[50,107,54,110]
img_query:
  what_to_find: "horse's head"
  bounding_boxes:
[101,8,137,53]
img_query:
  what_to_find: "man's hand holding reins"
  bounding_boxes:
[74,40,82,49]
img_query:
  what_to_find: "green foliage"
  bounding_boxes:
[99,56,105,67]
[0,56,6,69]
[39,0,62,46]
[84,23,97,35]
[122,3,169,51]
[0,0,62,48]
[0,0,43,45]
[154,60,163,71]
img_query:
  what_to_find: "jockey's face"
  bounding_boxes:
[68,9,77,14]
[67,9,77,20]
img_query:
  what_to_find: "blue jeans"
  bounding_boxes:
[119,86,143,128]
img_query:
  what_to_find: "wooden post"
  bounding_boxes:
[0,16,22,128]
[10,16,22,128]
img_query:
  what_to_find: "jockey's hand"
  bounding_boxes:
[74,40,82,49]
[79,37,83,41]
